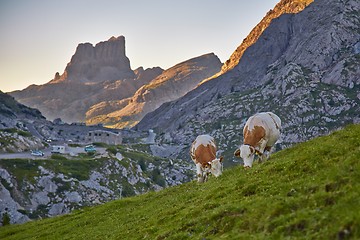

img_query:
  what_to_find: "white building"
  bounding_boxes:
[87,130,122,145]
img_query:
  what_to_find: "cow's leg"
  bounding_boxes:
[264,146,272,160]
[258,139,268,162]
[204,171,209,182]
[264,146,276,161]
[196,163,204,183]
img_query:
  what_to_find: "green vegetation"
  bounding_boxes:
[130,143,152,154]
[1,213,10,226]
[0,158,103,182]
[0,128,32,137]
[1,124,359,239]
[0,128,33,151]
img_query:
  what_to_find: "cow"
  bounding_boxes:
[190,135,224,182]
[234,112,281,168]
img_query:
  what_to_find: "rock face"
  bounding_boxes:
[219,0,314,75]
[10,36,162,123]
[0,91,46,152]
[85,66,164,123]
[0,148,194,225]
[54,36,135,83]
[136,0,360,163]
[86,53,222,128]
[0,91,45,128]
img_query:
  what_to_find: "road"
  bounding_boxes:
[0,146,106,160]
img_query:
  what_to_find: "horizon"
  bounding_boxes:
[0,0,279,92]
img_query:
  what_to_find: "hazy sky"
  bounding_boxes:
[0,0,279,92]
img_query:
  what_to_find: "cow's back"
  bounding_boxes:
[243,112,281,147]
[191,135,217,166]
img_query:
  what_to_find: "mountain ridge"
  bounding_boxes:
[136,0,360,155]
[10,37,220,125]
[219,0,313,75]
[86,53,222,128]
[0,91,46,152]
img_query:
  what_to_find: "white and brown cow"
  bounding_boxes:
[190,135,224,182]
[234,112,281,168]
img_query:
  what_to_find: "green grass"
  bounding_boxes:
[1,124,360,239]
[0,158,103,182]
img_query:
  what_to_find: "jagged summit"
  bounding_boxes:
[52,35,134,84]
[108,36,120,41]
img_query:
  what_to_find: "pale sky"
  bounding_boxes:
[0,0,279,93]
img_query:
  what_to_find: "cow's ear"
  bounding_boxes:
[219,156,224,162]
[250,147,255,154]
[234,149,241,157]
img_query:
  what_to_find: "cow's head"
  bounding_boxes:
[234,145,255,168]
[208,156,224,177]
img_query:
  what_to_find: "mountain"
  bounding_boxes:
[9,36,222,126]
[2,124,359,238]
[0,91,45,127]
[10,36,163,123]
[52,36,135,84]
[0,90,137,153]
[136,0,360,162]
[0,91,45,152]
[218,0,314,75]
[86,53,222,128]
[84,66,164,122]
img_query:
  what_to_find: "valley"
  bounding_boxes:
[0,0,359,234]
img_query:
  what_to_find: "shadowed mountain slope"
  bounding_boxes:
[136,0,360,156]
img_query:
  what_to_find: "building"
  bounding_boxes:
[51,145,65,154]
[87,130,122,145]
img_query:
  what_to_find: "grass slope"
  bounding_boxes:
[1,124,360,239]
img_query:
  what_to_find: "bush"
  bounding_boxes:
[93,142,108,148]
[121,183,135,198]
[138,159,147,171]
[2,212,10,226]
[151,168,166,187]
[107,146,117,155]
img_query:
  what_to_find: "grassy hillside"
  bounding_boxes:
[1,124,360,239]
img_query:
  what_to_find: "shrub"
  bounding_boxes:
[107,146,117,155]
[138,159,147,171]
[2,212,10,226]
[151,168,166,187]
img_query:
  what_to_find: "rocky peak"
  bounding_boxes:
[134,67,164,82]
[219,0,313,75]
[59,36,135,83]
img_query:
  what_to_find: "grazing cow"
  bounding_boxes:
[234,112,281,168]
[190,135,224,182]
